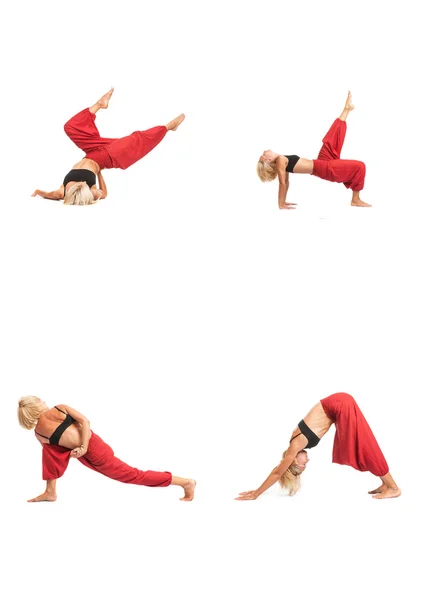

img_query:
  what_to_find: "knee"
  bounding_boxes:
[356,161,366,176]
[336,392,355,404]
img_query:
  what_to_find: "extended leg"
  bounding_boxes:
[78,432,196,499]
[317,92,355,160]
[89,87,114,115]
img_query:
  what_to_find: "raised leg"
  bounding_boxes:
[317,92,355,160]
[339,90,355,122]
[89,87,115,115]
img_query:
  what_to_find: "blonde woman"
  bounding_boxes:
[256,92,371,209]
[31,88,185,205]
[18,396,196,502]
[236,392,400,500]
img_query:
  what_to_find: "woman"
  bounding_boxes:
[18,396,196,502]
[256,92,371,209]
[31,88,185,205]
[236,392,400,500]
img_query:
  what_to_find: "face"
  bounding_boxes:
[259,149,276,163]
[295,451,309,472]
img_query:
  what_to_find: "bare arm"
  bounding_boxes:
[236,437,306,500]
[276,157,295,210]
[31,186,64,200]
[59,404,91,457]
[91,171,107,199]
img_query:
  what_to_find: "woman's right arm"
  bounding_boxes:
[276,157,295,210]
[97,171,107,198]
[235,449,298,500]
[59,404,91,457]
[31,186,64,200]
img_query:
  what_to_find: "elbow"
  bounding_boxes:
[82,418,90,428]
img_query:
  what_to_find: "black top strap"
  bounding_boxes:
[55,406,67,415]
[35,430,50,439]
[289,432,302,444]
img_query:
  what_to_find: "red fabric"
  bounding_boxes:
[64,108,168,170]
[320,392,389,477]
[41,431,172,487]
[312,119,366,191]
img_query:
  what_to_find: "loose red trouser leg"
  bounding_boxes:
[78,433,172,487]
[312,118,366,191]
[41,432,172,487]
[320,392,389,477]
[64,108,117,153]
[106,126,168,170]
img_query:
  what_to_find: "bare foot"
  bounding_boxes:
[372,487,401,500]
[345,91,355,112]
[27,492,57,503]
[368,484,387,495]
[97,87,114,109]
[166,114,185,131]
[180,479,196,501]
[351,198,372,207]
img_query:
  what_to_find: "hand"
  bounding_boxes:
[31,190,39,197]
[71,445,86,458]
[279,203,296,210]
[235,490,259,501]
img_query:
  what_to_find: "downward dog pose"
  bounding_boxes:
[236,392,400,500]
[257,92,371,209]
[18,396,196,502]
[31,88,185,205]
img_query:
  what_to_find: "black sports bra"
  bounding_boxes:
[63,169,96,192]
[284,155,300,173]
[289,419,321,449]
[35,406,76,446]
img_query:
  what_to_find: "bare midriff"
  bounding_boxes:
[290,401,333,440]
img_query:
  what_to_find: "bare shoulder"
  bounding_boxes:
[276,155,288,170]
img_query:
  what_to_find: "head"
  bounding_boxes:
[17,396,48,430]
[256,150,278,182]
[279,450,309,496]
[63,182,96,206]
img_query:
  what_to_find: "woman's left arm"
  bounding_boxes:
[31,186,64,200]
[59,404,91,457]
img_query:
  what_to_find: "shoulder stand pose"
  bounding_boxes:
[236,392,400,500]
[31,88,185,205]
[256,92,371,209]
[18,396,196,502]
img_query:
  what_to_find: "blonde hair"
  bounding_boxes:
[18,396,46,429]
[64,182,96,206]
[279,450,303,496]
[256,161,278,182]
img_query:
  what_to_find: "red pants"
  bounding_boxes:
[41,432,172,487]
[64,108,168,170]
[320,393,389,477]
[312,119,366,191]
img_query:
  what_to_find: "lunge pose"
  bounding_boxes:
[236,392,400,500]
[257,92,371,209]
[31,88,185,205]
[18,396,196,501]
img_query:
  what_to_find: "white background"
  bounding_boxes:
[1,0,423,598]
